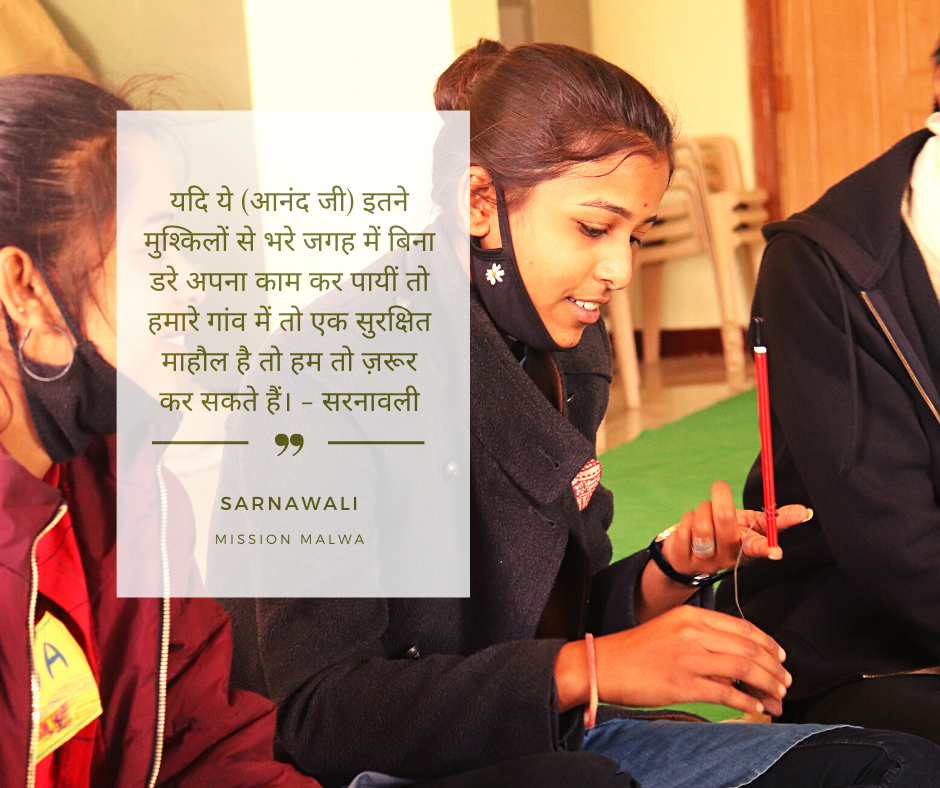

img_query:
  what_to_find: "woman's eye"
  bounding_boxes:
[577,222,607,238]
[630,236,643,247]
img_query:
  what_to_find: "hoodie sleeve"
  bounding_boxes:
[744,232,940,666]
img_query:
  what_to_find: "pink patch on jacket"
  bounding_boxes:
[572,459,602,511]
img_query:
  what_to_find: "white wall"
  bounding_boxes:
[40,0,253,109]
[591,0,755,329]
[451,0,500,54]
[243,0,455,110]
[591,0,755,186]
[41,0,461,110]
[45,0,755,329]
[245,1,757,328]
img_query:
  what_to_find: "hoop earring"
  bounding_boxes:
[18,326,76,382]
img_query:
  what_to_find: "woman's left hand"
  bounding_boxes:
[658,480,812,577]
[636,481,812,623]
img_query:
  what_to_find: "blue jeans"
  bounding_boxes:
[346,720,940,788]
[346,752,636,787]
[582,717,831,788]
[582,718,940,788]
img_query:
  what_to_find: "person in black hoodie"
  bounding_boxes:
[717,39,940,743]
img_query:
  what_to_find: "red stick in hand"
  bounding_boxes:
[753,318,777,548]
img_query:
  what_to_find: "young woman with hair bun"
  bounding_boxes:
[223,41,940,788]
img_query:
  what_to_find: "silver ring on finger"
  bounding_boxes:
[691,537,716,558]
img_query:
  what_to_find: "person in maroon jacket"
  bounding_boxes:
[0,73,644,788]
[0,72,326,788]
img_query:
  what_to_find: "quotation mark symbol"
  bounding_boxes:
[275,433,304,456]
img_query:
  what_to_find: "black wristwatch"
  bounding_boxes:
[648,527,734,588]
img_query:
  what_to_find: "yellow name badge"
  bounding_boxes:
[33,612,103,762]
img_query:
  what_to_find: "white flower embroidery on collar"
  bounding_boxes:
[485,263,504,285]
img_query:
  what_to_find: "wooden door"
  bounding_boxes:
[751,0,940,219]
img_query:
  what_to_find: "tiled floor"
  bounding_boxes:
[598,353,756,454]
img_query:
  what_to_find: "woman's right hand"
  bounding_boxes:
[554,606,791,716]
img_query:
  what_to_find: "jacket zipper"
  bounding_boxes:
[26,504,69,788]
[863,665,940,679]
[146,457,171,788]
[861,292,940,428]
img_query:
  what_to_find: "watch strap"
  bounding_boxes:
[647,536,734,588]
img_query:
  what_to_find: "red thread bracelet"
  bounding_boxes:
[583,633,598,730]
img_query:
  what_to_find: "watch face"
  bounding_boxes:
[655,524,679,542]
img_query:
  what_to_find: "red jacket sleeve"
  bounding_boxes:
[156,596,323,788]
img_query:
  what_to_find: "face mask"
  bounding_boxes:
[470,183,566,352]
[4,270,116,464]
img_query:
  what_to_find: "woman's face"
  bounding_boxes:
[481,153,670,348]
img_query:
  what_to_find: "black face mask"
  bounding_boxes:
[470,183,566,353]
[4,270,116,464]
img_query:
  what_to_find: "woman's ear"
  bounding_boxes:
[462,166,502,247]
[0,246,60,336]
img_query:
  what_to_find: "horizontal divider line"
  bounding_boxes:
[151,441,249,445]
[328,441,424,445]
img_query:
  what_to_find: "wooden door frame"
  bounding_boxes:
[746,0,782,220]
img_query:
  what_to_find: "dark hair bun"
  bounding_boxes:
[434,38,507,111]
[434,42,674,210]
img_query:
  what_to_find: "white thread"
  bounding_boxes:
[733,512,761,621]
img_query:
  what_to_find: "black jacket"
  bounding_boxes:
[222,292,650,788]
[716,129,940,703]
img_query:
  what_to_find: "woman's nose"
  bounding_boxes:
[594,244,633,291]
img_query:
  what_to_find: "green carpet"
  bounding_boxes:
[600,388,760,721]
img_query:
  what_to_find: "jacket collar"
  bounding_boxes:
[764,129,934,290]
[0,444,64,579]
[470,291,596,506]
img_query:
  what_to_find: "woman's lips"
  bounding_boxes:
[567,297,603,324]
